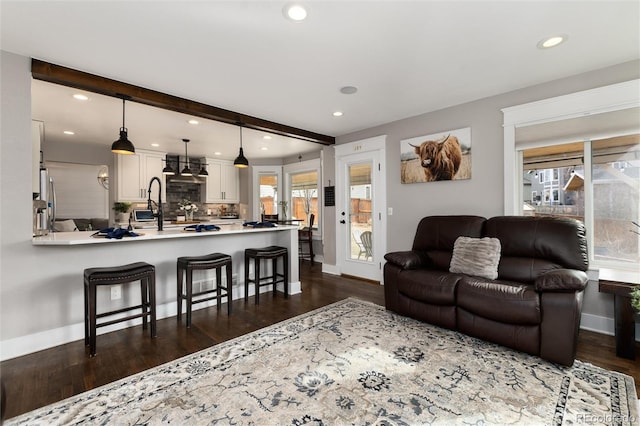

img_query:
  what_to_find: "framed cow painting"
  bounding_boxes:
[400,127,471,184]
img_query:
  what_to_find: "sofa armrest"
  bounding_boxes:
[384,251,428,270]
[535,269,588,292]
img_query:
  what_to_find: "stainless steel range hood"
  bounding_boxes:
[166,155,206,183]
[168,174,205,184]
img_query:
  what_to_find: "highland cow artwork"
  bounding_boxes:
[400,127,471,183]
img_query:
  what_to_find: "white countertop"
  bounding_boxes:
[32,223,297,246]
[120,219,244,229]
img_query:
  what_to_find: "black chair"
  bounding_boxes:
[298,214,315,263]
[84,262,156,357]
[244,246,288,304]
[177,253,232,328]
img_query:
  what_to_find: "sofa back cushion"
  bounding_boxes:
[412,216,485,271]
[484,216,588,283]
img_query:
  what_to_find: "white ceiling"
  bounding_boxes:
[1,1,639,160]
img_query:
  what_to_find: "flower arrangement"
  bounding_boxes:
[178,199,198,221]
[178,199,198,212]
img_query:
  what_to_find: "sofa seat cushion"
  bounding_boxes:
[457,277,540,325]
[397,270,462,305]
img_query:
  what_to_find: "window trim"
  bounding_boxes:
[502,79,640,283]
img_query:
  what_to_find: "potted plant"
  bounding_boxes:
[631,287,640,313]
[113,202,132,222]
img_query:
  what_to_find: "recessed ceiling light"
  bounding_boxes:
[537,34,567,49]
[340,86,358,95]
[333,111,343,117]
[188,119,199,125]
[261,147,268,151]
[151,143,160,147]
[214,151,222,156]
[63,130,75,135]
[283,3,307,22]
[263,135,272,140]
[73,94,89,101]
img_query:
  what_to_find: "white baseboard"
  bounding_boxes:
[2,285,634,362]
[580,312,640,342]
[0,282,301,362]
[322,263,340,275]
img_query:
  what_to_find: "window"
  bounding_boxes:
[284,158,322,233]
[259,173,278,217]
[592,137,639,263]
[290,170,319,229]
[252,166,282,222]
[520,135,639,269]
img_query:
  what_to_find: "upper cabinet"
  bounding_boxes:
[203,158,239,203]
[116,149,166,202]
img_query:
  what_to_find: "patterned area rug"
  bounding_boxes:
[7,298,638,425]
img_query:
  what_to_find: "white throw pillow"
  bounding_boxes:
[449,236,501,280]
[53,219,78,232]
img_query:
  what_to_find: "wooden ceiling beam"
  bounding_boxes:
[31,59,335,145]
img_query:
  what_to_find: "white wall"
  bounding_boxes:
[1,51,35,340]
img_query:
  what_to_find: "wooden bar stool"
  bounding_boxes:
[177,253,232,327]
[84,262,156,357]
[244,246,288,304]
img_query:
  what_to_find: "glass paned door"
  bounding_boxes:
[336,146,385,282]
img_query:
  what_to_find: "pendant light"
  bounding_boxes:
[162,158,175,175]
[180,138,192,176]
[111,98,136,155]
[197,163,209,177]
[234,124,249,168]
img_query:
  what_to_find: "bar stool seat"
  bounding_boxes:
[177,253,232,328]
[84,262,156,357]
[244,246,288,304]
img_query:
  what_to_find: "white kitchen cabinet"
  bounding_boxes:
[203,159,239,203]
[116,149,166,202]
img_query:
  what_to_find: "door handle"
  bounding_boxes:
[340,220,346,224]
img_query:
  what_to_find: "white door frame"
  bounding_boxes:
[334,135,387,282]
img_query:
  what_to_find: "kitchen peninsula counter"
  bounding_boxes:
[7,223,300,360]
[32,223,296,246]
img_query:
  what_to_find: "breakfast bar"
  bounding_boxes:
[15,224,300,359]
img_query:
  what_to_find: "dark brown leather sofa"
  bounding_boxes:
[384,215,589,366]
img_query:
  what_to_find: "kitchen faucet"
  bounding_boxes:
[147,177,163,231]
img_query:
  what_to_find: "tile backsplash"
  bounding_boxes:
[166,181,238,219]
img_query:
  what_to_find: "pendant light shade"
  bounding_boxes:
[162,159,175,175]
[180,138,192,176]
[234,125,249,168]
[111,98,135,155]
[197,166,209,177]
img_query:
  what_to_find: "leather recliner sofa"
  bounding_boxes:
[383,215,589,366]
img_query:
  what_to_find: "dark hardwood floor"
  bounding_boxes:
[1,262,638,420]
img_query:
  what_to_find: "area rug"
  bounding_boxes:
[7,298,638,425]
